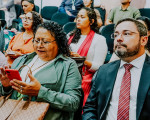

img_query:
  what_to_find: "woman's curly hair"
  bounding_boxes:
[22,11,43,33]
[34,21,70,57]
[69,7,99,43]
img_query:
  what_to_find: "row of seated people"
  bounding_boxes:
[0,0,150,119]
[1,0,150,32]
[0,16,150,120]
[1,0,149,29]
[0,6,107,120]
[59,0,150,23]
[1,0,149,65]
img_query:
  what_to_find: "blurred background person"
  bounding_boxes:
[109,16,150,62]
[137,16,150,55]
[68,7,107,107]
[83,0,103,28]
[0,0,16,28]
[58,0,84,21]
[12,0,35,32]
[5,11,43,65]
[106,0,141,25]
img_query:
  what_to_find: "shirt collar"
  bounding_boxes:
[120,53,146,69]
[26,52,68,61]
[119,6,131,11]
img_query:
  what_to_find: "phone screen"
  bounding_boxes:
[5,69,22,81]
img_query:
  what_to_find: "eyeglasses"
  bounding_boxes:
[33,39,56,45]
[22,17,33,22]
[111,31,139,39]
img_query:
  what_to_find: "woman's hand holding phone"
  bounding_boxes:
[1,67,41,96]
[11,73,41,96]
[0,66,12,88]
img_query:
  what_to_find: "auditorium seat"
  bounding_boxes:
[100,24,115,63]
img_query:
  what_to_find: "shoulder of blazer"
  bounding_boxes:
[145,55,150,64]
[94,60,121,82]
[99,60,120,70]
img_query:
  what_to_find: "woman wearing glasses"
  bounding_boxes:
[5,11,43,64]
[0,21,81,120]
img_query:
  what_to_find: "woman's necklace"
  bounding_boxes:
[30,57,49,72]
[24,57,50,82]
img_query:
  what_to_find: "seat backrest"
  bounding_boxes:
[0,20,6,29]
[51,12,70,26]
[95,7,106,25]
[35,5,40,13]
[139,8,150,18]
[14,4,22,19]
[0,10,5,19]
[63,22,76,34]
[100,24,115,63]
[0,27,5,53]
[41,6,58,20]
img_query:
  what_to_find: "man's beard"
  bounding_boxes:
[122,2,129,5]
[121,1,130,5]
[114,42,140,58]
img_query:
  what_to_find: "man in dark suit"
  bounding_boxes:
[82,18,150,120]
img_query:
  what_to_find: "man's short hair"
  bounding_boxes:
[115,18,148,37]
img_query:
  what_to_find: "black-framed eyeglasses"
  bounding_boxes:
[33,39,56,45]
[111,31,139,39]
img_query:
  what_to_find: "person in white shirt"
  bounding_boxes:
[82,18,150,120]
[68,7,107,107]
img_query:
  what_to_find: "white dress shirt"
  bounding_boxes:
[106,54,146,120]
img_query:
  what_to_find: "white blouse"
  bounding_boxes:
[20,55,55,83]
[70,33,108,72]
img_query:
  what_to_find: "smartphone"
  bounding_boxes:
[5,69,22,81]
[7,51,15,55]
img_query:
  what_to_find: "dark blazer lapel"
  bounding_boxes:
[136,56,150,119]
[100,60,121,119]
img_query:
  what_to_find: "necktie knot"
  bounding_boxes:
[124,64,133,71]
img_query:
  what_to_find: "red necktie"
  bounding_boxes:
[117,64,133,120]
